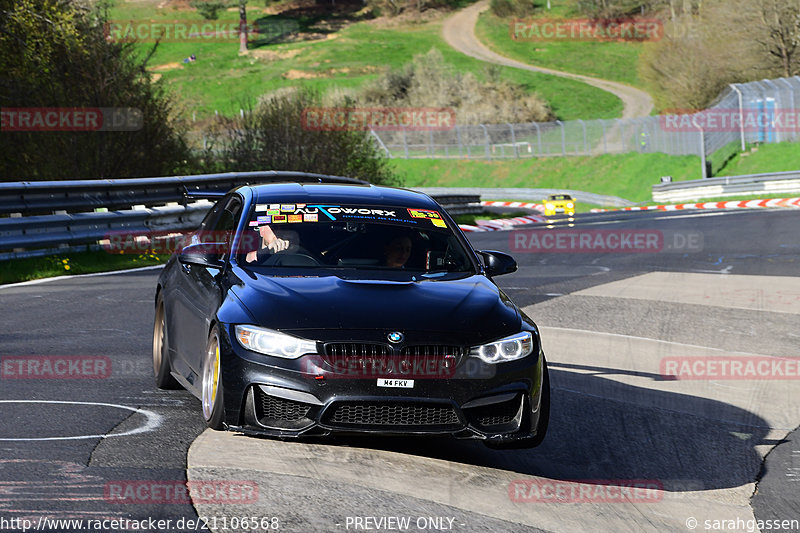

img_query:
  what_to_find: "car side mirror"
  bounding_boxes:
[178,242,226,269]
[478,250,517,277]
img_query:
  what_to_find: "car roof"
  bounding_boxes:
[243,182,442,210]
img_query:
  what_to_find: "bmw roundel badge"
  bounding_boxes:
[387,331,404,343]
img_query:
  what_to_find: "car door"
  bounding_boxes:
[171,195,243,386]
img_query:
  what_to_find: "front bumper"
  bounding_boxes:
[218,326,546,442]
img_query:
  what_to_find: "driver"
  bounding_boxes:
[245,224,292,263]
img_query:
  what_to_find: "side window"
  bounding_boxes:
[198,199,226,232]
[206,197,242,260]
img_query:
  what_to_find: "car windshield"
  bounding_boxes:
[237,202,475,275]
[549,195,572,201]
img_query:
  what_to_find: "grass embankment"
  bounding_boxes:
[392,152,701,202]
[113,0,620,121]
[475,7,646,90]
[391,140,800,202]
[0,251,168,285]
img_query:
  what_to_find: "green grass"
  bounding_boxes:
[475,9,646,91]
[391,152,702,202]
[392,140,800,203]
[111,0,623,121]
[0,250,168,285]
[715,143,800,176]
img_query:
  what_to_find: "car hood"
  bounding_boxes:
[230,272,521,344]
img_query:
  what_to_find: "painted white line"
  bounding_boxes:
[0,400,163,441]
[0,265,163,290]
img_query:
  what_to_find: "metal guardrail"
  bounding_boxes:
[652,170,800,203]
[0,203,214,260]
[416,188,636,207]
[0,173,481,259]
[0,171,366,216]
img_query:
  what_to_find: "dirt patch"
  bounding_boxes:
[149,62,183,72]
[283,69,319,80]
[281,65,375,80]
[368,6,452,27]
[153,0,193,10]
[250,48,303,61]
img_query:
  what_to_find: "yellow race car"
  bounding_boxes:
[544,194,576,216]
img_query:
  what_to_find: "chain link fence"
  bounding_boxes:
[370,76,800,177]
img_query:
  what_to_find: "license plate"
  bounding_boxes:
[377,378,414,388]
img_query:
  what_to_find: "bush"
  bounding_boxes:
[190,0,232,20]
[0,0,195,180]
[490,0,540,18]
[342,48,553,124]
[211,89,399,186]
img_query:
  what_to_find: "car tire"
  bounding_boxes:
[201,325,226,430]
[153,296,180,390]
[484,356,550,450]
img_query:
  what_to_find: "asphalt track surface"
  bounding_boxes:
[0,207,798,532]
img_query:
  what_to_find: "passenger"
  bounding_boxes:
[382,234,412,268]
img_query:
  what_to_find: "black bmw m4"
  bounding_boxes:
[153,178,549,448]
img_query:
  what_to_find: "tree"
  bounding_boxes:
[0,0,194,180]
[239,0,248,54]
[214,89,398,186]
[749,0,800,77]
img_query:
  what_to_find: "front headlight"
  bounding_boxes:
[235,325,317,359]
[469,332,534,364]
[545,203,554,210]
[566,202,574,208]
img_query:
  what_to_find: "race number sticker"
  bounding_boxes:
[407,209,447,228]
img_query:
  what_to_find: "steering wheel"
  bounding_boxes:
[262,249,320,267]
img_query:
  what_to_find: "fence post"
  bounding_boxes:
[480,124,491,160]
[700,129,707,178]
[506,123,518,158]
[456,125,463,158]
[369,129,392,158]
[600,120,607,154]
[577,119,588,155]
[402,126,409,159]
[428,129,434,157]
[533,122,542,155]
[693,116,708,179]
[615,119,625,151]
[729,84,746,151]
[556,120,566,155]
